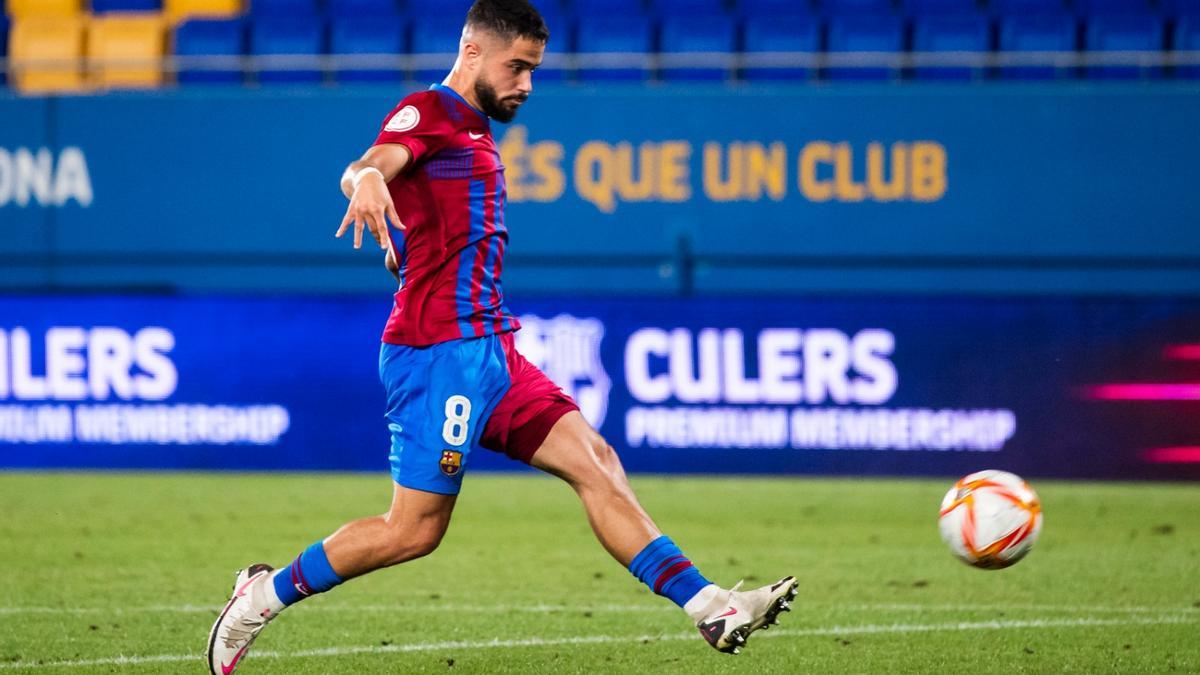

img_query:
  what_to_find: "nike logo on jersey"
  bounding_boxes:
[468,131,486,140]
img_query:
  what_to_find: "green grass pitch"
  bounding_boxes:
[0,472,1197,673]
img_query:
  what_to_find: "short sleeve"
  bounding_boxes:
[373,91,453,165]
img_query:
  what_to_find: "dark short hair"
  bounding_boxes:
[466,0,550,44]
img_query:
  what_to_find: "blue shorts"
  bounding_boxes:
[379,333,579,496]
[379,335,511,495]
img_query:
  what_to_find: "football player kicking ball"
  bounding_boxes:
[205,1,795,672]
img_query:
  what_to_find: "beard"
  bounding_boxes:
[474,75,527,123]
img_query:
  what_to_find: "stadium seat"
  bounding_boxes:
[997,13,1077,79]
[1074,0,1152,13]
[904,0,980,14]
[9,15,88,93]
[819,0,897,15]
[575,14,654,82]
[175,17,245,83]
[568,0,647,14]
[92,0,163,12]
[652,0,727,15]
[164,0,243,23]
[1083,12,1163,79]
[1174,15,1200,78]
[825,14,905,80]
[411,13,469,83]
[741,13,820,82]
[737,0,807,14]
[249,13,325,84]
[5,0,82,18]
[249,0,320,15]
[534,13,570,82]
[989,0,1066,14]
[659,14,736,82]
[330,14,404,83]
[328,0,402,17]
[911,13,990,80]
[1160,0,1200,16]
[88,13,166,89]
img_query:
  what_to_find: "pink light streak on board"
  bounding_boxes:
[1164,345,1200,360]
[1144,447,1200,463]
[1084,384,1200,401]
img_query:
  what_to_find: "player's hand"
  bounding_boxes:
[336,172,405,250]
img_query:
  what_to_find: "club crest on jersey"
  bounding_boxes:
[385,105,420,133]
[514,314,612,428]
[439,450,463,477]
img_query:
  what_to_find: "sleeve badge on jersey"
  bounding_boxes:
[439,450,463,477]
[385,105,420,133]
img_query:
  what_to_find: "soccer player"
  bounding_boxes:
[206,2,795,672]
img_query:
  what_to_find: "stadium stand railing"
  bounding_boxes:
[4,0,1200,92]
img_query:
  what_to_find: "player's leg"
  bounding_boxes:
[206,483,455,674]
[529,412,797,654]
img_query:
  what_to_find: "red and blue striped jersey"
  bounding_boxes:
[373,85,520,347]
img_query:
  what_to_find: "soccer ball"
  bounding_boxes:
[938,470,1043,570]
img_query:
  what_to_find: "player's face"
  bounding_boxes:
[475,36,544,123]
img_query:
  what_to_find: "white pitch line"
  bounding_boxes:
[0,602,1195,616]
[0,615,1194,671]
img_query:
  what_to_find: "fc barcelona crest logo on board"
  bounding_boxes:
[440,450,463,477]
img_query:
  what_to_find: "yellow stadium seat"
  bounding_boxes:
[88,13,166,90]
[9,16,88,94]
[164,0,242,23]
[6,0,82,19]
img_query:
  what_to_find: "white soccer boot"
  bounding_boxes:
[206,564,279,675]
[694,576,798,654]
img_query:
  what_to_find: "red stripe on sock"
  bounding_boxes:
[653,561,694,594]
[652,555,685,576]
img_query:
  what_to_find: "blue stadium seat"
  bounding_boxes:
[990,0,1067,14]
[911,13,990,80]
[997,13,1077,79]
[410,13,468,84]
[331,14,404,83]
[1160,0,1200,15]
[904,0,979,14]
[175,18,246,85]
[92,0,162,11]
[659,14,736,81]
[328,0,402,18]
[741,13,820,82]
[535,13,570,82]
[1083,12,1162,79]
[825,14,904,80]
[738,0,810,14]
[1174,15,1200,78]
[1074,0,1152,13]
[568,0,648,14]
[249,14,325,84]
[250,0,321,15]
[652,0,727,15]
[820,0,896,14]
[575,14,654,82]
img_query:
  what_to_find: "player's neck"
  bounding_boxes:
[441,71,485,116]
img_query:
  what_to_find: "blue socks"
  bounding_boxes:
[628,535,712,608]
[272,541,345,607]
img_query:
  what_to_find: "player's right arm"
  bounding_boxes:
[336,143,411,251]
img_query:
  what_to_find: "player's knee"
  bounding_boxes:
[579,434,627,488]
[379,521,446,565]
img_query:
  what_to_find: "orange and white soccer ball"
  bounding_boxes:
[938,470,1043,570]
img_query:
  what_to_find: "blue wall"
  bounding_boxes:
[2,83,1199,296]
